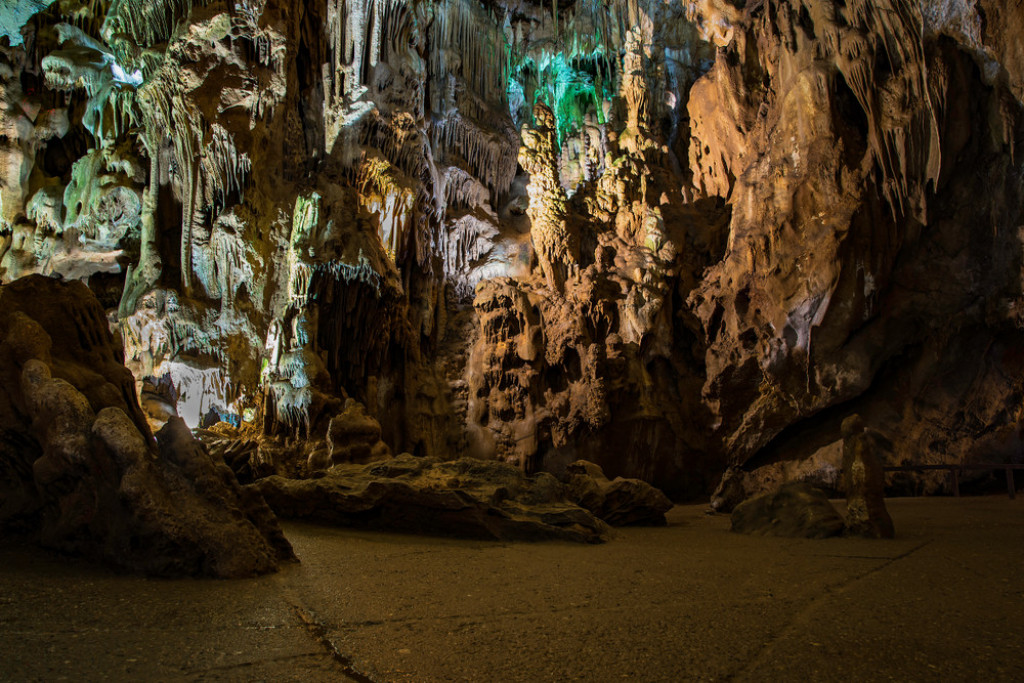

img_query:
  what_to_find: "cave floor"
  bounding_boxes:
[1,497,1022,682]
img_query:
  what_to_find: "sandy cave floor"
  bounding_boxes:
[1,497,1022,682]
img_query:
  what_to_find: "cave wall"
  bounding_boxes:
[1,0,1022,499]
[686,0,1024,497]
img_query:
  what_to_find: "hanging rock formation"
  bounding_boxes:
[0,0,1022,510]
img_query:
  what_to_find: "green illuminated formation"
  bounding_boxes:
[510,52,616,146]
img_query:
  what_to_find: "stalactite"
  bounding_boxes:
[748,0,942,221]
[831,0,940,220]
[103,0,210,48]
[324,0,410,131]
[288,192,323,301]
[357,155,415,262]
[139,63,252,294]
[118,130,162,319]
[427,0,510,112]
[429,115,518,197]
[309,264,394,391]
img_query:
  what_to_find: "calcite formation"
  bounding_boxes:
[0,0,1022,509]
[518,102,579,292]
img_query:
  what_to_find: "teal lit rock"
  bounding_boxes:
[0,0,57,47]
[510,51,615,145]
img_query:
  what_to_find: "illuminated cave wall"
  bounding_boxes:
[2,0,1024,498]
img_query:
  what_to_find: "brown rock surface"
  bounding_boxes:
[842,415,896,539]
[0,275,293,576]
[730,482,846,539]
[562,460,673,526]
[252,454,613,543]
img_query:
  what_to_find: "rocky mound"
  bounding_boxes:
[729,483,846,540]
[0,275,293,577]
[253,454,673,543]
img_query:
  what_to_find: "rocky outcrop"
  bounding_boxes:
[253,454,612,543]
[253,454,673,541]
[0,275,293,576]
[685,1,1024,487]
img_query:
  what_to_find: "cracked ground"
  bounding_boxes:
[2,497,1022,681]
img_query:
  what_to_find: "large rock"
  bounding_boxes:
[730,483,845,539]
[0,275,293,576]
[253,454,615,543]
[562,460,673,526]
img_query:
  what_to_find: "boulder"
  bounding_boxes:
[562,460,673,526]
[709,466,748,514]
[324,398,391,466]
[730,483,845,539]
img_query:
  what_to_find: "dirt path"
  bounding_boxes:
[1,497,1022,681]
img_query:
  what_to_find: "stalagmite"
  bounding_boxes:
[518,103,579,292]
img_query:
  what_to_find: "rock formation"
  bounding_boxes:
[518,102,579,292]
[0,275,293,576]
[562,459,673,526]
[0,0,1023,507]
[253,453,671,542]
[841,415,895,539]
[730,482,846,539]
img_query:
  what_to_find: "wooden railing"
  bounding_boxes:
[883,464,1024,499]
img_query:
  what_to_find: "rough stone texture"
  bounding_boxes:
[1,0,1024,502]
[252,454,673,541]
[842,415,896,539]
[710,442,845,514]
[518,103,579,292]
[730,483,846,539]
[562,460,673,526]
[323,398,391,467]
[0,275,293,576]
[685,1,1022,484]
[253,454,613,543]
